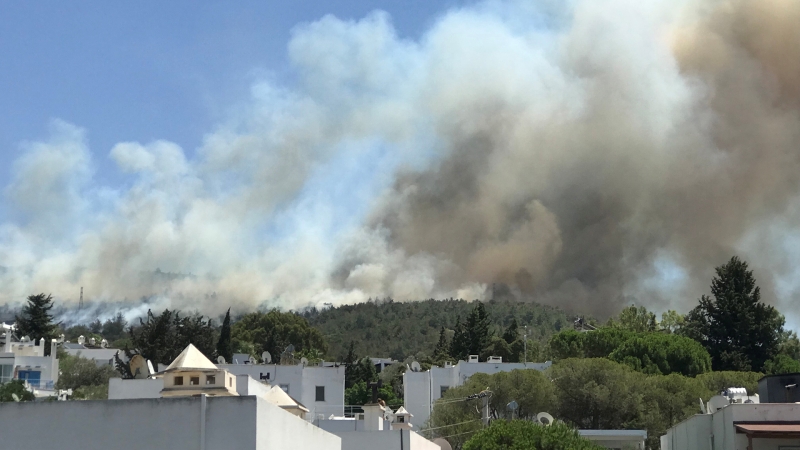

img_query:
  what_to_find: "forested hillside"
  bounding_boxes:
[301,298,571,360]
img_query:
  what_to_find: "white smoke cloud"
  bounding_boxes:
[2,0,800,322]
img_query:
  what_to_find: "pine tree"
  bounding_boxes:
[682,256,784,371]
[216,308,233,363]
[502,318,519,344]
[432,326,450,362]
[465,302,491,356]
[15,293,59,355]
[344,341,358,388]
[449,316,469,361]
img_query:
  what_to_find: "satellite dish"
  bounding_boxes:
[77,335,85,345]
[699,398,706,414]
[285,344,295,354]
[537,412,554,426]
[262,351,272,364]
[507,400,519,411]
[217,356,226,364]
[411,361,421,372]
[300,357,309,366]
[11,393,20,402]
[249,356,256,365]
[130,355,148,379]
[432,438,453,450]
[706,395,730,413]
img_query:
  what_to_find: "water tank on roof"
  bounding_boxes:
[758,373,800,403]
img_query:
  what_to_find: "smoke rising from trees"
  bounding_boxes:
[2,0,800,319]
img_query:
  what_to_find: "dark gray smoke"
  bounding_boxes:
[2,0,800,321]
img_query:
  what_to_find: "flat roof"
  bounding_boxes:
[735,422,800,437]
[579,430,647,438]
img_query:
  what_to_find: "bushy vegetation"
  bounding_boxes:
[463,420,604,450]
[303,298,569,361]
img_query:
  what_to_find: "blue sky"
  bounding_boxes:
[0,1,468,189]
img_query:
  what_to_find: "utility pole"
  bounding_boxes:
[482,394,490,426]
[79,287,83,310]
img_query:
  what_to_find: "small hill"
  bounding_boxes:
[302,298,571,360]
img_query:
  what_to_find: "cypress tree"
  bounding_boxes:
[450,316,469,361]
[216,308,233,363]
[432,326,450,362]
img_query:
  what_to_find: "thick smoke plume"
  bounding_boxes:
[2,0,800,320]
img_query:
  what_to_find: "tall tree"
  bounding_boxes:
[449,315,469,361]
[126,309,216,368]
[613,305,657,332]
[216,308,233,363]
[432,326,450,362]
[231,309,328,363]
[681,257,784,371]
[502,318,519,344]
[15,293,59,355]
[343,341,359,389]
[465,302,491,356]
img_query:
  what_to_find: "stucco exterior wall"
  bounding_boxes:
[660,404,800,450]
[220,363,345,418]
[256,397,341,450]
[336,430,439,450]
[108,377,163,399]
[0,395,339,450]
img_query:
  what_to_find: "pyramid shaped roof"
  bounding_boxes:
[164,344,218,371]
[262,385,309,412]
[395,406,412,416]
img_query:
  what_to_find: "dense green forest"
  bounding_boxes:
[301,298,571,360]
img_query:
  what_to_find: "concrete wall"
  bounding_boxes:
[108,378,163,399]
[220,363,345,418]
[336,430,439,450]
[661,404,800,450]
[0,395,340,450]
[255,397,340,450]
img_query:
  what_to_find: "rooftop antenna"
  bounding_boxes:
[78,287,83,310]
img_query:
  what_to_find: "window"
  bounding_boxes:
[316,386,325,402]
[397,416,405,423]
[174,376,184,386]
[280,384,289,394]
[190,376,200,386]
[206,375,216,385]
[440,386,450,397]
[0,365,12,384]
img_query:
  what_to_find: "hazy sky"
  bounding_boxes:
[0,1,466,188]
[1,0,799,329]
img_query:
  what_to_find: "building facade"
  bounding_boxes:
[403,356,552,426]
[660,403,800,450]
[0,334,58,395]
[0,395,341,450]
[219,362,345,419]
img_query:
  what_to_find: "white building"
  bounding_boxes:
[403,355,552,426]
[108,351,345,420]
[63,342,123,367]
[578,430,647,449]
[0,394,341,450]
[0,333,59,396]
[660,403,800,450]
[218,361,345,419]
[317,401,441,450]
